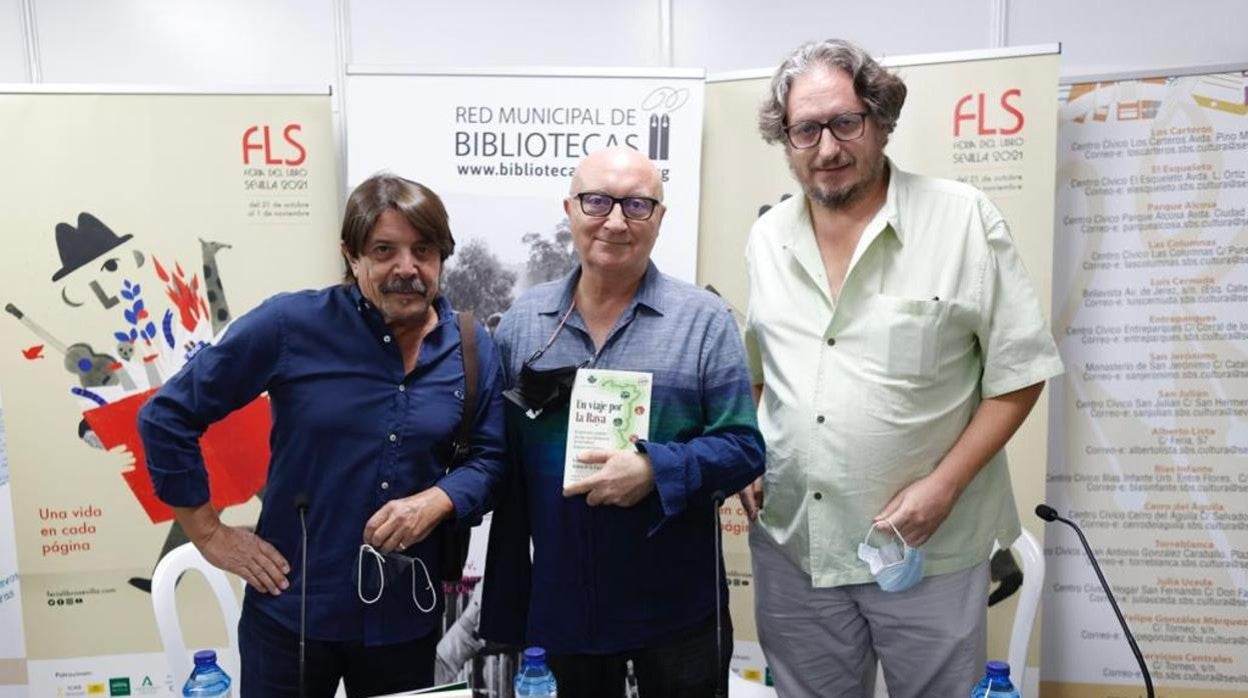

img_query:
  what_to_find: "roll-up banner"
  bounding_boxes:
[1043,67,1248,697]
[699,46,1060,688]
[0,87,338,695]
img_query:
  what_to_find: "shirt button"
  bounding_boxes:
[816,415,825,423]
[826,337,836,346]
[398,384,406,392]
[381,481,390,490]
[388,433,397,442]
[813,492,823,500]
[383,335,392,343]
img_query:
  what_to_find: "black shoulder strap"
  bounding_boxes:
[450,311,478,468]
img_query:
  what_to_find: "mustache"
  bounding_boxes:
[380,277,428,295]
[813,155,852,169]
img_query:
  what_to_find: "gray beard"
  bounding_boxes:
[791,152,888,211]
[805,177,869,210]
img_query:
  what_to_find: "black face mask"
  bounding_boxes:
[503,362,581,417]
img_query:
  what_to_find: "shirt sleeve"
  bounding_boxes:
[137,297,285,507]
[437,320,510,527]
[976,199,1065,398]
[641,303,766,530]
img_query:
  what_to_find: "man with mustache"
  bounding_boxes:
[480,147,765,697]
[139,174,508,696]
[740,40,1063,697]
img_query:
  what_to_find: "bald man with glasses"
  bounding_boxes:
[480,147,765,698]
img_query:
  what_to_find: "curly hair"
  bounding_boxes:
[759,39,908,145]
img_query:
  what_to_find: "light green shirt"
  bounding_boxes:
[743,164,1063,587]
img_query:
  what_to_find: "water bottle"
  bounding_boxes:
[514,646,558,697]
[970,660,1020,698]
[182,650,232,697]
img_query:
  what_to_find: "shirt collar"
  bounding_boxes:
[349,282,369,311]
[538,260,666,316]
[880,159,905,245]
[784,158,905,248]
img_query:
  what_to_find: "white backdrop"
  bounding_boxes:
[6,0,1248,84]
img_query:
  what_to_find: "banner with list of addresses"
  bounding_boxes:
[1043,70,1248,697]
[699,47,1060,687]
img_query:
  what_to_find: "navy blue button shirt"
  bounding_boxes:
[480,263,765,654]
[138,285,507,645]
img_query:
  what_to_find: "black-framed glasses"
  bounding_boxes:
[574,192,661,221]
[784,111,869,149]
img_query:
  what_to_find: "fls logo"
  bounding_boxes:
[242,124,306,165]
[953,89,1024,137]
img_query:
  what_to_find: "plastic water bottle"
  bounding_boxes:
[182,650,232,697]
[514,646,558,697]
[970,660,1020,698]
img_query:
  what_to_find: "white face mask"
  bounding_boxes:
[856,520,925,593]
[356,544,438,613]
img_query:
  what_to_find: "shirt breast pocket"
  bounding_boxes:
[877,294,944,380]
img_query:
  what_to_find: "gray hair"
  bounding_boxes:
[759,39,908,145]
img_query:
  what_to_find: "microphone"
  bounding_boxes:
[1035,504,1154,698]
[294,493,310,698]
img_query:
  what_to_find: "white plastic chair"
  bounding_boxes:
[1002,528,1044,690]
[151,542,243,692]
[873,529,1044,696]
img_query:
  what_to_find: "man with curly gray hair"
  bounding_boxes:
[740,39,1063,697]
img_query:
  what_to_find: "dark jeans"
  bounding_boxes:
[547,608,733,698]
[238,606,436,697]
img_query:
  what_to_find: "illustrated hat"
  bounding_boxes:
[51,212,133,282]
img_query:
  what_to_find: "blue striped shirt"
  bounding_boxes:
[480,262,764,654]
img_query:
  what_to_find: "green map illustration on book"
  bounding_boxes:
[563,368,652,487]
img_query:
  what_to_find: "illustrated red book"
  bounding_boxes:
[83,389,271,523]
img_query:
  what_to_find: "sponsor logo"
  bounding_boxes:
[109,677,131,696]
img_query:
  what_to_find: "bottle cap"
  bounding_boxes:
[193,650,218,665]
[522,646,547,664]
[986,660,1010,677]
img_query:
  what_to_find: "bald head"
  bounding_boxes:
[569,147,664,202]
[563,146,666,284]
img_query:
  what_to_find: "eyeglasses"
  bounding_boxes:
[574,192,661,221]
[784,111,869,149]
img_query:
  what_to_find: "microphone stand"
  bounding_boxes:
[1036,505,1154,698]
[712,492,727,698]
[295,495,310,698]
